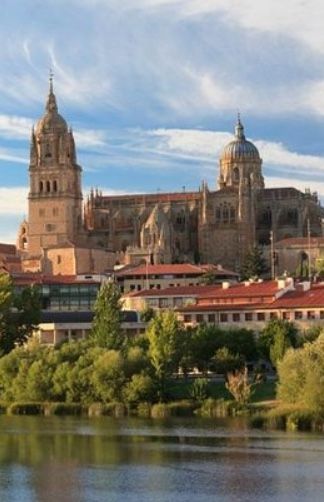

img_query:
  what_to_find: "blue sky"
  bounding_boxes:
[1,0,324,242]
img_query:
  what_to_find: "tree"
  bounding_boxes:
[0,274,40,355]
[240,246,267,280]
[90,281,124,349]
[277,334,324,414]
[200,268,217,285]
[146,310,184,399]
[225,367,253,406]
[258,319,298,364]
[211,347,244,375]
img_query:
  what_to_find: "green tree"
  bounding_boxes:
[188,324,223,372]
[211,347,244,374]
[91,281,124,349]
[258,319,298,364]
[240,246,267,280]
[91,350,126,403]
[277,335,324,414]
[0,274,40,355]
[140,306,155,323]
[146,310,184,399]
[200,268,217,285]
[123,373,156,404]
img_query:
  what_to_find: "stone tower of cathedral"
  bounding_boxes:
[18,75,83,259]
[16,83,324,276]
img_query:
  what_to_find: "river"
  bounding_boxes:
[0,415,323,501]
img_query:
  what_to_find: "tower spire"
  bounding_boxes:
[235,112,245,140]
[46,68,58,113]
[49,68,54,94]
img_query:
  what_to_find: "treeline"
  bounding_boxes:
[1,278,324,424]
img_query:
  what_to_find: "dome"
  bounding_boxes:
[35,80,67,136]
[221,118,260,161]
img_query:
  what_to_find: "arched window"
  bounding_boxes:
[53,180,58,192]
[223,205,229,223]
[39,181,43,192]
[45,143,51,158]
[230,206,235,223]
[233,167,239,182]
[215,207,221,223]
[46,181,51,193]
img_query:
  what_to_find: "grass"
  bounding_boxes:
[167,378,276,404]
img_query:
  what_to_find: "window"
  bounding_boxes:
[294,311,303,320]
[307,311,316,320]
[196,314,204,323]
[282,312,290,320]
[57,255,61,265]
[53,180,58,192]
[257,312,265,321]
[220,313,228,323]
[233,313,240,322]
[184,314,192,323]
[39,181,43,192]
[270,312,278,320]
[208,314,215,323]
[45,223,56,232]
[46,181,51,193]
[245,312,253,321]
[320,311,324,319]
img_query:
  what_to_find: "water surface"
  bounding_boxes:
[0,416,323,501]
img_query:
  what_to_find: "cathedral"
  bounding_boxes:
[16,80,324,275]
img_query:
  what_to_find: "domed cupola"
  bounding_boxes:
[220,117,260,162]
[218,116,264,190]
[30,73,78,169]
[35,75,68,136]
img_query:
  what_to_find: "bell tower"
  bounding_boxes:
[23,73,83,257]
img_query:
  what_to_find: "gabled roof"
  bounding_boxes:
[116,263,206,277]
[125,284,220,298]
[0,243,16,255]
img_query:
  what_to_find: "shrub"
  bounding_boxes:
[190,378,209,401]
[151,403,171,419]
[7,402,44,415]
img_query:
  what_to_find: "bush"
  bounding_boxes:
[151,403,171,419]
[168,400,196,417]
[137,402,152,418]
[189,378,209,401]
[197,398,237,418]
[7,402,45,415]
[44,403,83,416]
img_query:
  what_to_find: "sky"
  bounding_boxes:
[1,0,324,242]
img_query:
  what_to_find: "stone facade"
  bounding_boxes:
[17,81,324,275]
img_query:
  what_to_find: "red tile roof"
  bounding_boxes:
[198,280,280,300]
[124,284,220,298]
[272,286,324,309]
[116,263,207,277]
[0,243,16,255]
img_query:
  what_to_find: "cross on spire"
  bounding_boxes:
[49,68,54,94]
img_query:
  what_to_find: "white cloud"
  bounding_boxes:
[0,187,28,215]
[0,115,32,140]
[148,127,324,178]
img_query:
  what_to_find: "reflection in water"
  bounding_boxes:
[0,416,323,501]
